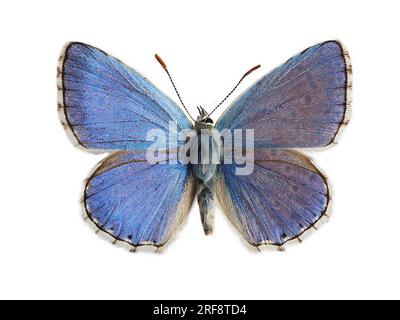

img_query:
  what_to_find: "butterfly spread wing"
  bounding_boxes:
[57,42,192,151]
[216,41,351,247]
[216,149,329,247]
[58,43,195,248]
[216,40,351,148]
[85,151,195,248]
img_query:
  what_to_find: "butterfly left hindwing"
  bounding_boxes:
[85,151,195,248]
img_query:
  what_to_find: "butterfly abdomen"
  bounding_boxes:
[192,160,217,236]
[196,177,216,235]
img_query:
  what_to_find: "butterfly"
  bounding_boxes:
[57,40,351,251]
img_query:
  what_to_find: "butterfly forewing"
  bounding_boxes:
[216,40,351,148]
[58,42,192,151]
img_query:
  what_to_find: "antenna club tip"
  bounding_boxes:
[243,64,261,78]
[155,53,168,70]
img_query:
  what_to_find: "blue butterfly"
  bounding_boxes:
[58,40,351,251]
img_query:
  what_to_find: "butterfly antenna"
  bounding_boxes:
[208,64,261,117]
[155,54,195,122]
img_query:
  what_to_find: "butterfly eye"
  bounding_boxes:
[205,118,214,124]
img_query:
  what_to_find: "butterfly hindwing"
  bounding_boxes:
[216,149,329,247]
[84,151,195,248]
[57,42,192,151]
[216,40,351,148]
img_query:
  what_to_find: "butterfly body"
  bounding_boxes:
[192,115,219,234]
[58,40,351,251]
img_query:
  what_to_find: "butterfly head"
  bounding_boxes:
[196,106,213,124]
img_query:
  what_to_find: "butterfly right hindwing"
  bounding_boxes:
[216,149,329,247]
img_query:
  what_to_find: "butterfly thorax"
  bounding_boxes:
[192,122,218,182]
[194,121,213,130]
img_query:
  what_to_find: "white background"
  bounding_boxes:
[1,0,399,300]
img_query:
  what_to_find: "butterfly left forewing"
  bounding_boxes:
[58,42,192,152]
